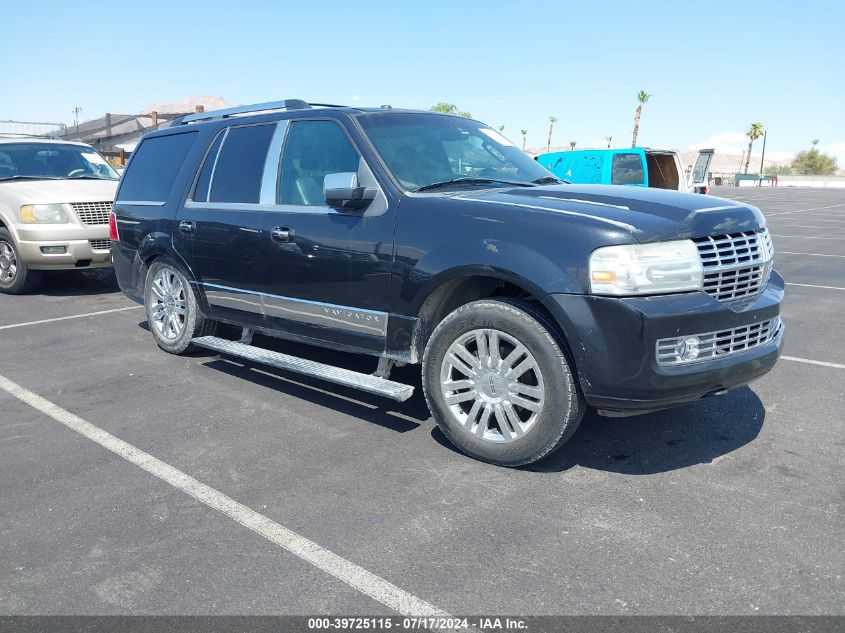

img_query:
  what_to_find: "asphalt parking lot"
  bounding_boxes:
[0,187,842,618]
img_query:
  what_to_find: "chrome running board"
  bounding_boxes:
[192,336,414,402]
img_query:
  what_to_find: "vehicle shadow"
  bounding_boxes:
[37,268,119,297]
[174,329,765,473]
[446,386,764,475]
[201,357,430,433]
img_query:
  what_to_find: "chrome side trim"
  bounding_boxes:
[263,294,387,336]
[201,283,388,337]
[204,284,263,315]
[113,200,167,206]
[260,121,288,205]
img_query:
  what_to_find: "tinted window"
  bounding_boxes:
[279,121,359,206]
[611,153,645,185]
[192,131,225,202]
[117,132,197,202]
[209,124,275,203]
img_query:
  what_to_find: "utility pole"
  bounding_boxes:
[758,129,767,186]
[72,106,82,134]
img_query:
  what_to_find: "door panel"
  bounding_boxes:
[261,119,395,354]
[172,122,277,326]
[691,149,715,188]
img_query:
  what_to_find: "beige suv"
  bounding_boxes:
[0,136,119,294]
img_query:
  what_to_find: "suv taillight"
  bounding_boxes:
[108,211,119,241]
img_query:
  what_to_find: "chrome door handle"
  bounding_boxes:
[271,226,295,242]
[179,220,196,234]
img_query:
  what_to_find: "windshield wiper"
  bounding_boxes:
[532,176,565,185]
[67,175,115,180]
[415,177,536,193]
[0,175,60,182]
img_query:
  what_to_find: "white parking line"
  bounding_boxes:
[767,203,845,216]
[782,356,845,370]
[0,374,451,619]
[770,224,845,230]
[770,234,845,240]
[786,282,845,291]
[777,251,845,258]
[0,306,142,331]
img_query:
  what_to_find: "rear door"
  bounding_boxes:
[174,122,279,326]
[690,149,715,193]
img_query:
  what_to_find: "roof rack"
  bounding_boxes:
[173,100,347,126]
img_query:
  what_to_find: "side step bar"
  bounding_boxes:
[191,336,415,402]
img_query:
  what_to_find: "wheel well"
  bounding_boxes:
[411,275,562,363]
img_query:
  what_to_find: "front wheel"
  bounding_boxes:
[144,260,215,354]
[0,228,42,295]
[422,299,583,467]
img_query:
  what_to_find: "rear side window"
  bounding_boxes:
[192,131,225,202]
[117,132,197,203]
[611,153,645,185]
[208,124,275,204]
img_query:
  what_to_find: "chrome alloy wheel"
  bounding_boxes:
[149,268,187,340]
[0,240,17,283]
[440,328,545,443]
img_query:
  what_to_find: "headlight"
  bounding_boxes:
[589,239,703,295]
[20,204,69,224]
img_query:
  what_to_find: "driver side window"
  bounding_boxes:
[278,121,360,206]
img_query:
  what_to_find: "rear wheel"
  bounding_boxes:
[422,299,583,467]
[0,228,42,295]
[144,260,216,354]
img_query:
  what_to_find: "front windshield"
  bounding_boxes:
[357,113,553,191]
[0,143,120,181]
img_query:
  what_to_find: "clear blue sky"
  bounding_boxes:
[4,0,843,162]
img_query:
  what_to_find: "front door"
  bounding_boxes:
[174,122,278,326]
[690,149,715,193]
[260,118,395,355]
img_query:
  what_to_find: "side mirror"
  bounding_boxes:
[324,172,375,210]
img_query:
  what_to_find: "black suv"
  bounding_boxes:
[111,100,784,467]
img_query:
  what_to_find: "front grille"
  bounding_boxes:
[70,201,112,225]
[693,228,773,310]
[89,239,111,251]
[656,316,782,366]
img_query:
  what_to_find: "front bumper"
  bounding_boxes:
[544,271,785,413]
[15,225,111,270]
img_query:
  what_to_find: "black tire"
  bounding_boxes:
[0,228,42,295]
[422,298,583,467]
[144,259,216,354]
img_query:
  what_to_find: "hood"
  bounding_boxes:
[453,184,765,242]
[0,179,118,206]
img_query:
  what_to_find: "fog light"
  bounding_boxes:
[40,245,67,255]
[675,336,700,362]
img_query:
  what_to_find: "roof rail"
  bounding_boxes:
[0,132,61,140]
[173,100,346,126]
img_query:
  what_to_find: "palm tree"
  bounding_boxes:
[605,136,612,148]
[743,122,764,173]
[498,124,505,132]
[569,141,577,150]
[521,129,528,151]
[547,116,557,153]
[812,139,820,146]
[631,90,651,147]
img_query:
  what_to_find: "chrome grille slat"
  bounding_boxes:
[70,201,113,225]
[693,228,773,310]
[656,317,782,366]
[89,239,111,251]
